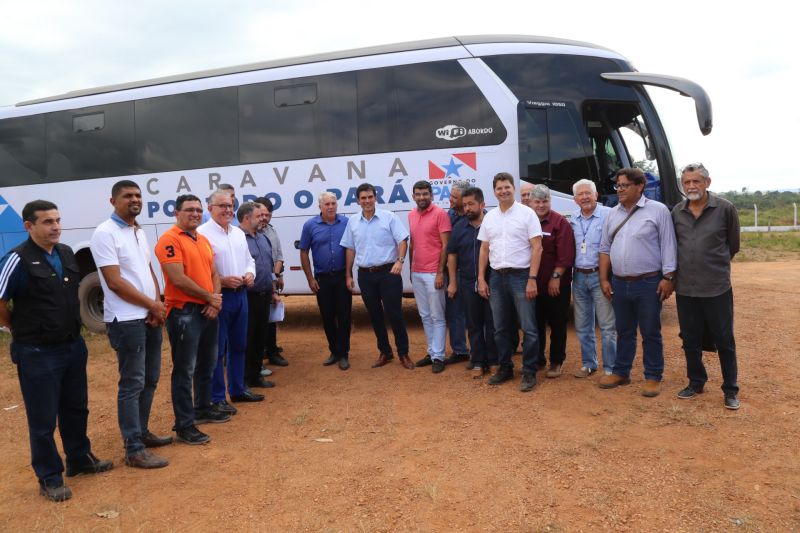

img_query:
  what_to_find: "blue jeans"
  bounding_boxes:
[214,289,248,402]
[611,275,663,381]
[573,271,617,372]
[488,268,539,374]
[107,319,163,456]
[165,303,218,430]
[12,337,91,488]
[459,279,497,367]
[412,272,447,360]
[445,272,469,354]
[358,268,408,357]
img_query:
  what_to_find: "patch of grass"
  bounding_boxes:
[658,403,714,428]
[422,481,439,502]
[740,231,800,251]
[292,412,308,425]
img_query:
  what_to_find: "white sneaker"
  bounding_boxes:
[260,367,273,377]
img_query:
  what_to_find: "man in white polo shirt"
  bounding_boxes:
[198,190,260,409]
[90,180,171,469]
[477,173,543,392]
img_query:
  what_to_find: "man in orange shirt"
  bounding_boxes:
[155,194,225,446]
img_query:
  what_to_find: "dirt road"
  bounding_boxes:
[1,261,798,531]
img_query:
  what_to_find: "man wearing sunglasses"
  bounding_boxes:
[597,167,677,398]
[671,163,741,410]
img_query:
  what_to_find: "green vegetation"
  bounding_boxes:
[740,231,800,252]
[719,190,799,227]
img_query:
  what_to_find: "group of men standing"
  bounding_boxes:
[0,162,741,502]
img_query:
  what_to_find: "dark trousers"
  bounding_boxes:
[213,289,248,402]
[459,279,497,367]
[107,319,163,456]
[266,322,279,357]
[245,290,271,384]
[166,303,218,430]
[316,270,352,360]
[12,337,91,488]
[535,285,571,366]
[488,268,539,375]
[358,268,408,357]
[611,275,664,381]
[676,289,739,395]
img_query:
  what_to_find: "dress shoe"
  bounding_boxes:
[142,431,173,448]
[40,483,72,502]
[472,366,486,379]
[66,452,114,477]
[598,374,631,389]
[371,353,393,368]
[399,355,415,370]
[212,400,238,415]
[176,425,210,445]
[573,366,596,378]
[432,359,445,373]
[519,372,537,392]
[443,352,470,365]
[323,354,338,366]
[488,366,514,385]
[248,377,276,389]
[415,355,433,367]
[677,386,703,399]
[338,358,350,371]
[125,449,169,469]
[230,390,265,402]
[724,395,740,410]
[268,354,289,366]
[546,363,563,378]
[641,379,661,397]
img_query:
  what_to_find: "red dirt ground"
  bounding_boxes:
[1,261,798,532]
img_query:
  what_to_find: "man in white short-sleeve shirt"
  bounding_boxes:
[90,180,171,469]
[477,172,543,392]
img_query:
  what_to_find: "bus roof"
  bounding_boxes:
[17,35,615,107]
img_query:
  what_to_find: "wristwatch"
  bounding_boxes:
[528,275,537,280]
[551,272,561,279]
[662,273,674,281]
[397,257,405,264]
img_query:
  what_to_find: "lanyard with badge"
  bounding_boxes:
[578,216,594,255]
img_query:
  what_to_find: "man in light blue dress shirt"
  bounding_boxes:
[341,183,414,370]
[598,168,677,398]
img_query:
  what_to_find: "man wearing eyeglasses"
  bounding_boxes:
[156,194,226,446]
[597,167,677,398]
[671,163,741,410]
[199,190,261,411]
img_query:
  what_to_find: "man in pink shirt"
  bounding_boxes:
[408,180,452,373]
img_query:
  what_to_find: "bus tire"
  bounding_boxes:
[78,271,106,334]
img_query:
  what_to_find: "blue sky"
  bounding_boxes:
[1,0,796,192]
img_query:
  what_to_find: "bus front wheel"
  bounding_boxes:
[78,272,106,334]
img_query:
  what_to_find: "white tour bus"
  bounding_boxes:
[0,35,711,332]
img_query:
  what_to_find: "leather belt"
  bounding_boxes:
[358,263,393,273]
[493,267,527,274]
[316,270,345,277]
[222,286,246,293]
[614,271,660,282]
[575,267,599,274]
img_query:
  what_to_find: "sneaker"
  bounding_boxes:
[65,452,114,477]
[40,483,72,502]
[195,409,231,425]
[125,449,169,469]
[724,395,740,410]
[546,363,563,378]
[212,400,238,415]
[260,366,273,377]
[488,366,514,385]
[268,353,289,366]
[432,359,445,374]
[519,373,537,392]
[415,355,433,367]
[176,425,210,445]
[677,386,703,400]
[573,366,596,378]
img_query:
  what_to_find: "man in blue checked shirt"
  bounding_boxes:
[341,183,414,370]
[300,192,352,370]
[569,179,617,379]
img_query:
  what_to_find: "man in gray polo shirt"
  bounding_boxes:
[671,163,741,410]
